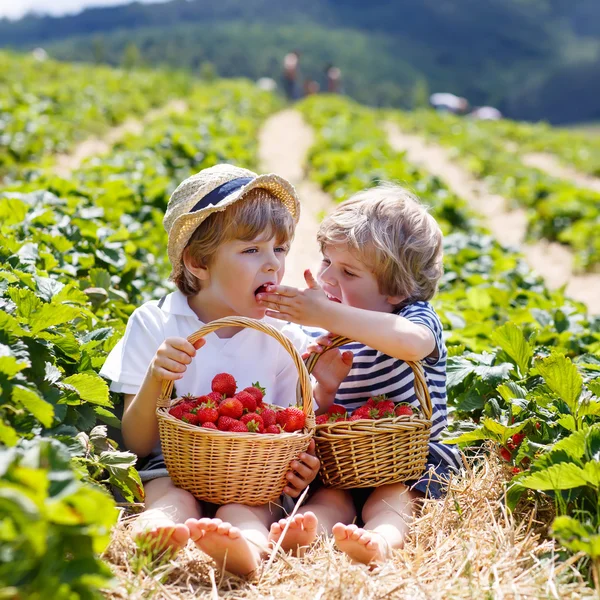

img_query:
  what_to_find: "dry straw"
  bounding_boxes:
[156,316,315,506]
[103,454,596,599]
[305,335,431,488]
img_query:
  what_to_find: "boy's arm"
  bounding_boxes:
[122,337,204,457]
[258,271,436,362]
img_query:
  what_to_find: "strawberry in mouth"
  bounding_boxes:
[254,283,274,297]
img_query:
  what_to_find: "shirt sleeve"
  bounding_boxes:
[99,304,164,395]
[401,302,447,367]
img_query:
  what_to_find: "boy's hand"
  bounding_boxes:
[149,337,205,382]
[257,269,332,327]
[310,347,353,396]
[283,440,320,497]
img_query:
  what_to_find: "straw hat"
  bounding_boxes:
[164,164,300,278]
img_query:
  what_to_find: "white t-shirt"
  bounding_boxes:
[99,290,311,408]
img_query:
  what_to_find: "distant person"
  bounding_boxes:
[325,63,342,94]
[303,78,320,96]
[429,93,469,115]
[282,50,300,100]
[470,106,503,120]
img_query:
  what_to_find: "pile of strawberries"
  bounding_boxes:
[316,395,417,425]
[168,372,306,434]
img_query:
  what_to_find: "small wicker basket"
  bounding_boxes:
[156,316,315,506]
[305,336,432,489]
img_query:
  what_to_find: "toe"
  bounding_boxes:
[303,512,318,529]
[332,523,348,539]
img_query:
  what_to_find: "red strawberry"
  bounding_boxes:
[235,391,257,413]
[511,433,526,446]
[394,403,415,417]
[195,395,211,406]
[241,412,264,433]
[351,406,379,420]
[243,382,265,406]
[202,422,218,430]
[212,373,237,398]
[195,401,219,424]
[264,424,282,434]
[349,414,366,421]
[218,397,243,419]
[259,408,277,428]
[512,466,521,474]
[217,416,238,431]
[207,391,224,404]
[350,406,370,420]
[178,401,196,413]
[500,447,512,462]
[230,421,249,433]
[328,411,347,422]
[169,405,186,419]
[316,415,329,424]
[327,404,347,416]
[181,412,200,425]
[278,407,306,432]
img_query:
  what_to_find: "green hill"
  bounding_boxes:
[2,0,599,124]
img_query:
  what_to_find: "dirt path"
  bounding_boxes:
[53,100,188,177]
[522,152,600,193]
[258,109,334,288]
[385,122,600,315]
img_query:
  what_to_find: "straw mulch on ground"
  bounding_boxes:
[102,455,596,599]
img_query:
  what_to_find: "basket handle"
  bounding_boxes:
[303,335,432,420]
[156,316,314,418]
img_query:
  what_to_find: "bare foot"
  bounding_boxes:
[132,516,189,557]
[186,517,260,577]
[332,523,390,565]
[268,511,318,556]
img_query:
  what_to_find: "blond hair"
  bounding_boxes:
[317,184,443,304]
[174,189,295,296]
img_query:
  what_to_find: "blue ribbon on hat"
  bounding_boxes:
[190,177,254,213]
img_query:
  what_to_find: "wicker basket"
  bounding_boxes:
[305,336,432,489]
[156,316,315,506]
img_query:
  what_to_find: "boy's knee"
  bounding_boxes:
[361,483,411,522]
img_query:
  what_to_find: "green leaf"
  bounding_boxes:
[7,287,43,321]
[536,354,582,414]
[0,356,28,378]
[89,268,112,291]
[557,415,577,432]
[29,304,81,335]
[552,516,600,559]
[519,463,588,490]
[443,428,491,446]
[473,363,514,385]
[61,374,111,407]
[466,287,492,310]
[491,322,532,377]
[582,462,600,487]
[94,407,121,428]
[12,386,54,428]
[0,421,18,446]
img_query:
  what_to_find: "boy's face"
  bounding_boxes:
[198,234,289,320]
[317,243,400,313]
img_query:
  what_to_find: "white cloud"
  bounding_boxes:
[0,0,163,21]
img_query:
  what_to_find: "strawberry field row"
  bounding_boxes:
[0,51,192,178]
[0,79,280,598]
[388,109,600,270]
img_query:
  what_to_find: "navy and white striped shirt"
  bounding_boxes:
[305,301,463,472]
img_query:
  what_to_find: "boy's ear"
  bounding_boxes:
[386,294,405,306]
[182,248,209,280]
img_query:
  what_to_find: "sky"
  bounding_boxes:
[0,0,165,20]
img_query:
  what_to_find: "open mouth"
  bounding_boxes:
[326,293,342,303]
[254,283,274,296]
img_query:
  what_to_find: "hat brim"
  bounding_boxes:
[168,173,300,279]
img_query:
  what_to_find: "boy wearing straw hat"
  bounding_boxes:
[257,183,464,565]
[100,164,353,576]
